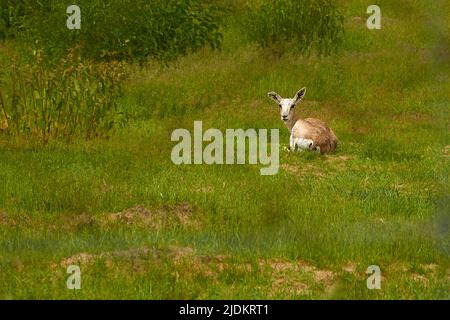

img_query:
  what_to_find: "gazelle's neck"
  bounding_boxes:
[284,111,299,133]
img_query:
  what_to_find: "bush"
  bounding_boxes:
[0,50,127,143]
[243,0,344,55]
[3,0,222,63]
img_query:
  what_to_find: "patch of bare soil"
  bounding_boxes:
[0,211,28,227]
[271,277,310,296]
[342,262,357,273]
[59,246,194,267]
[165,203,195,226]
[258,258,335,296]
[58,248,336,296]
[104,202,200,229]
[58,246,221,278]
[107,206,157,226]
[411,274,430,286]
[384,262,443,285]
[0,211,16,226]
[421,264,438,273]
[61,252,98,266]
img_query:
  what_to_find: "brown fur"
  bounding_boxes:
[288,116,338,153]
[268,88,338,153]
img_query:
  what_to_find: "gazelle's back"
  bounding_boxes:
[292,118,338,153]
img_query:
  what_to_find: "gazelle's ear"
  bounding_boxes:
[293,87,306,105]
[267,91,282,103]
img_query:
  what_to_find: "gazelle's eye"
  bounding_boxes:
[278,104,281,108]
[290,105,294,109]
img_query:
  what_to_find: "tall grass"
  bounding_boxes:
[243,0,344,55]
[0,50,127,143]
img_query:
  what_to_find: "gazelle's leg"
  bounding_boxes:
[288,135,295,152]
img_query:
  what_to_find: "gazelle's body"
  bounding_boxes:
[268,87,338,153]
[286,116,338,153]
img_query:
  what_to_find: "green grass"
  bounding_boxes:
[0,0,449,299]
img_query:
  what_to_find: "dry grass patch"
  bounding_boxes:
[54,213,99,232]
[57,248,337,297]
[342,262,357,273]
[103,202,201,229]
[324,155,353,170]
[59,246,195,268]
[193,185,214,193]
[281,163,325,177]
[0,211,29,227]
[443,145,450,158]
[411,274,430,286]
[384,262,444,286]
[258,258,335,297]
[325,155,352,163]
[281,155,352,178]
[349,125,370,135]
[0,210,16,226]
[57,246,220,281]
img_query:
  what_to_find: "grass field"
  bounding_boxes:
[0,0,449,299]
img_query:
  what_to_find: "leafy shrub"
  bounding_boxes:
[243,0,344,54]
[0,50,127,142]
[4,0,222,63]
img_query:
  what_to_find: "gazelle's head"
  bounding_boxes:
[267,87,306,123]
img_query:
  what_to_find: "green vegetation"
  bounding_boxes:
[0,0,449,299]
[0,50,127,142]
[244,0,344,54]
[1,0,222,63]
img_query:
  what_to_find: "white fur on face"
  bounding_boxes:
[268,88,306,123]
[278,98,296,122]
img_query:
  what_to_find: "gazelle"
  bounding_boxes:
[267,87,338,153]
